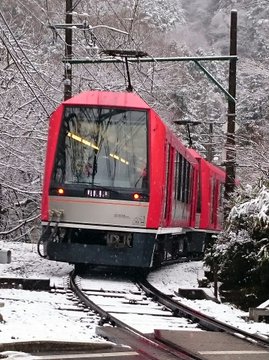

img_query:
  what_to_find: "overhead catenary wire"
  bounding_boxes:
[128,0,140,41]
[0,33,50,116]
[46,1,191,122]
[16,2,224,144]
[1,4,221,148]
[57,18,187,121]
[123,60,208,128]
[0,9,59,108]
[71,0,83,11]
[103,0,136,44]
[0,5,60,204]
[75,26,129,89]
[58,1,142,90]
[52,24,109,90]
[16,0,46,25]
[60,16,224,134]
[47,8,129,90]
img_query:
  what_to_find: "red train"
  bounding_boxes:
[39,90,226,271]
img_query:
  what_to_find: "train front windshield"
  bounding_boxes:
[52,106,148,192]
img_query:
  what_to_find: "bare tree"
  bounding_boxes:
[0,0,268,242]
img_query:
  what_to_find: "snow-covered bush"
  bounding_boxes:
[204,180,269,306]
[228,183,269,238]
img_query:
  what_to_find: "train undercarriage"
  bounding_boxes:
[38,224,210,272]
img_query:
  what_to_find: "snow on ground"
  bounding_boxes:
[0,240,100,343]
[147,261,205,291]
[0,240,268,345]
[148,263,269,337]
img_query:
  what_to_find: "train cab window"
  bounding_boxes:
[51,106,148,193]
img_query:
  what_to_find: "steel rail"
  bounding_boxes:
[138,279,269,349]
[69,271,206,360]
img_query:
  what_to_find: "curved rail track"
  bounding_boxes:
[1,270,269,359]
[70,271,205,360]
[138,279,269,348]
[69,271,269,360]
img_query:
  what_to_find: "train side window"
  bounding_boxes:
[164,144,171,220]
[196,171,201,213]
[182,158,187,202]
[185,161,191,203]
[211,178,216,223]
[176,154,192,204]
[218,183,224,222]
[186,163,191,203]
[177,154,191,203]
[174,152,180,201]
[177,154,183,201]
[219,183,224,207]
[181,159,185,202]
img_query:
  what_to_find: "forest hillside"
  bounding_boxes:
[0,0,268,241]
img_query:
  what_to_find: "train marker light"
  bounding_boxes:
[133,193,140,200]
[57,188,65,195]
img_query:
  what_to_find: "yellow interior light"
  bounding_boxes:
[67,132,99,151]
[109,153,129,165]
[67,132,129,165]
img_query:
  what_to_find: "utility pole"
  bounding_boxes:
[206,122,214,162]
[224,10,237,209]
[64,0,72,100]
[60,12,238,206]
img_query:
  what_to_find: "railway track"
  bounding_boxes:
[1,267,269,359]
[138,279,269,348]
[70,271,269,360]
[70,271,202,360]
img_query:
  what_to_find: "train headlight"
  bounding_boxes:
[57,188,65,195]
[133,193,141,200]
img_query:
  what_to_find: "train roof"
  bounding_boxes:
[62,90,151,110]
[187,148,202,159]
[188,148,226,178]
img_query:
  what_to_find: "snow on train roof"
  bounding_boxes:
[63,90,151,109]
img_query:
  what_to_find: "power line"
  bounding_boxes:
[0,10,56,110]
[16,0,46,25]
[0,33,49,116]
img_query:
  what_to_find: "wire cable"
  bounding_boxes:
[0,33,50,116]
[0,10,59,107]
